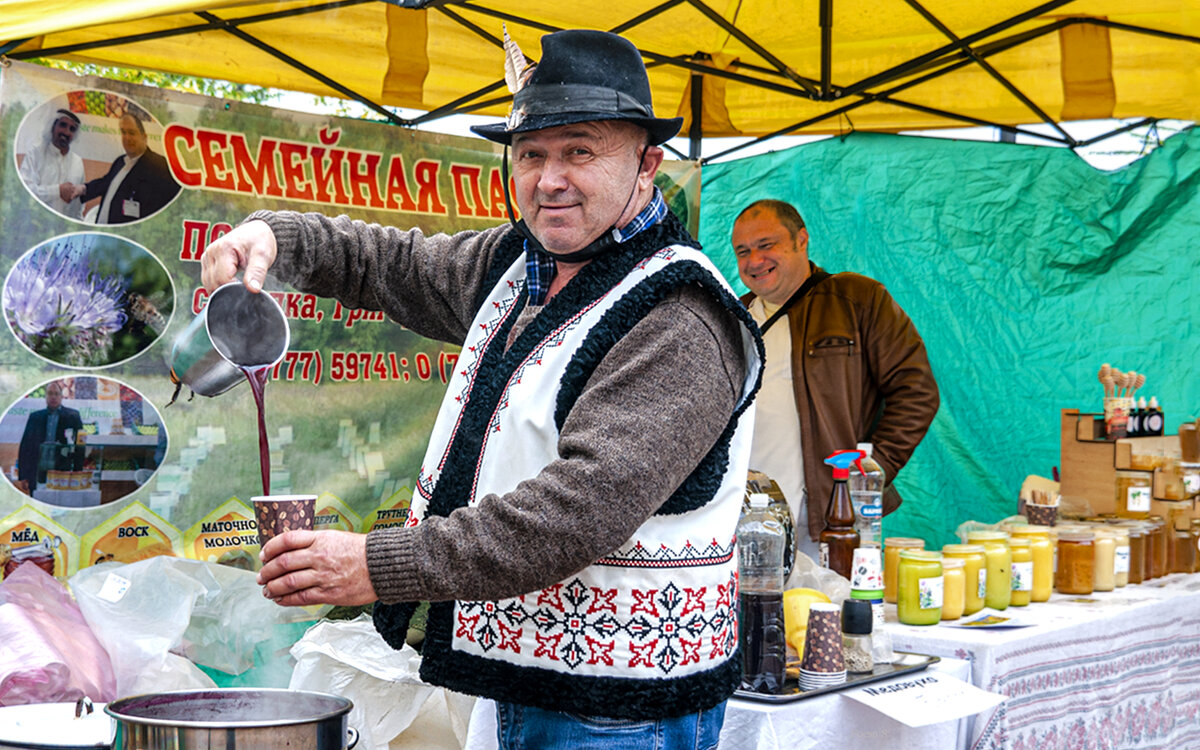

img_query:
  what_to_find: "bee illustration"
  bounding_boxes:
[127,291,170,336]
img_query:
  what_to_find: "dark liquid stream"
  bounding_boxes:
[244,366,271,497]
[739,590,787,694]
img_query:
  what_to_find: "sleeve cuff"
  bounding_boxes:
[365,525,426,604]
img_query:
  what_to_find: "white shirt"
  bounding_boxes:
[96,152,142,224]
[18,142,85,218]
[747,297,813,556]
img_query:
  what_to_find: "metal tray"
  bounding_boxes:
[733,651,940,704]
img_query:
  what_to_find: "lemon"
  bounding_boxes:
[783,587,831,657]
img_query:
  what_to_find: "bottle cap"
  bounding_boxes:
[1149,396,1159,408]
[1138,396,1148,408]
[850,588,884,600]
[748,492,769,509]
[841,598,873,635]
[856,442,874,457]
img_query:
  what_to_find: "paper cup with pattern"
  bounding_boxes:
[799,603,844,673]
[253,494,317,546]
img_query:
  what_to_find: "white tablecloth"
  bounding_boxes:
[884,572,1200,750]
[31,487,102,507]
[462,656,973,749]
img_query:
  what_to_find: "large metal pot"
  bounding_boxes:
[105,688,356,749]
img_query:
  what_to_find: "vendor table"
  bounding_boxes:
[461,656,973,749]
[884,572,1200,749]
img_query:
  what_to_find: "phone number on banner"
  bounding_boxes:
[268,350,460,385]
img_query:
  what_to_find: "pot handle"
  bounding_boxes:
[75,696,94,718]
[346,726,359,749]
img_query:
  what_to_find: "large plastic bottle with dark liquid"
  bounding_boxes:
[738,492,787,694]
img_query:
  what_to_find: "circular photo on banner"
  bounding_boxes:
[0,376,168,508]
[13,89,181,224]
[3,232,175,368]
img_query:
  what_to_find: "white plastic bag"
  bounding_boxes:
[290,615,475,750]
[70,556,318,697]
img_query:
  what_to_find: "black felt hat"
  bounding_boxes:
[471,30,682,146]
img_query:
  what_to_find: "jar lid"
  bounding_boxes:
[899,549,942,561]
[965,530,1009,541]
[884,537,926,548]
[842,598,873,635]
[942,543,986,555]
[1009,524,1051,536]
[1008,537,1031,548]
[1057,530,1095,541]
[1109,527,1130,539]
[940,557,965,568]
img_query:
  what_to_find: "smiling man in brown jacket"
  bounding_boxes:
[732,198,939,559]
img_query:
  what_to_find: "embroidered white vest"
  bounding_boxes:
[408,244,760,683]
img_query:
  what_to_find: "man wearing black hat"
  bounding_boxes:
[203,29,762,747]
[18,108,86,218]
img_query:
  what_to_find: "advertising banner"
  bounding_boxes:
[0,61,701,576]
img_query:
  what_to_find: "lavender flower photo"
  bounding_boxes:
[4,233,174,368]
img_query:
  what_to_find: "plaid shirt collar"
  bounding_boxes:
[524,187,668,306]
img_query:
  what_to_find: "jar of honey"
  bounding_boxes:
[1092,529,1116,592]
[942,543,988,615]
[1008,537,1033,606]
[1115,470,1152,519]
[1171,528,1195,574]
[1148,516,1168,578]
[1191,520,1200,574]
[883,537,925,603]
[965,531,1011,610]
[1008,526,1053,602]
[1123,524,1146,584]
[1055,530,1095,595]
[897,549,943,625]
[1110,527,1130,587]
[940,557,966,621]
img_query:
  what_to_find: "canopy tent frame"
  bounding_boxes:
[2,0,1195,162]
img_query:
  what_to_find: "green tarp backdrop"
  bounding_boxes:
[697,129,1200,548]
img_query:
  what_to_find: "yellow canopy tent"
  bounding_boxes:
[2,0,1196,159]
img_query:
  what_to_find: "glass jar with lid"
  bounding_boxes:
[1091,528,1116,592]
[942,543,987,615]
[1148,516,1169,578]
[1171,528,1195,574]
[1122,523,1146,584]
[1055,530,1095,595]
[940,557,966,621]
[965,531,1011,610]
[897,549,943,625]
[883,537,925,603]
[1115,471,1152,519]
[1008,526,1053,602]
[1008,537,1033,606]
[1110,527,1130,587]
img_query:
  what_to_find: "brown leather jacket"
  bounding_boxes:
[743,264,939,540]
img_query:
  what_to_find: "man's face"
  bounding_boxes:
[51,116,78,154]
[45,385,62,411]
[511,121,652,255]
[120,117,148,158]
[732,209,810,305]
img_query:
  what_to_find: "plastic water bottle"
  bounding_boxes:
[738,493,787,694]
[850,443,885,546]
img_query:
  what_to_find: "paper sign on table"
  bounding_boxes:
[943,608,1036,629]
[843,671,1004,727]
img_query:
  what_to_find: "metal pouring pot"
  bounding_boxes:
[167,282,289,402]
[105,688,357,749]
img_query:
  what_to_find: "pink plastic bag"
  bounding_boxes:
[0,562,116,706]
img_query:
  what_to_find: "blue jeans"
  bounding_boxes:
[495,701,726,750]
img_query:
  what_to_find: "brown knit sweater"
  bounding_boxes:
[252,210,748,604]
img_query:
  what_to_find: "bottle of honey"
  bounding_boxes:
[819,450,863,580]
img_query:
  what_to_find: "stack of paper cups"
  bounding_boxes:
[799,603,846,689]
[850,545,886,630]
